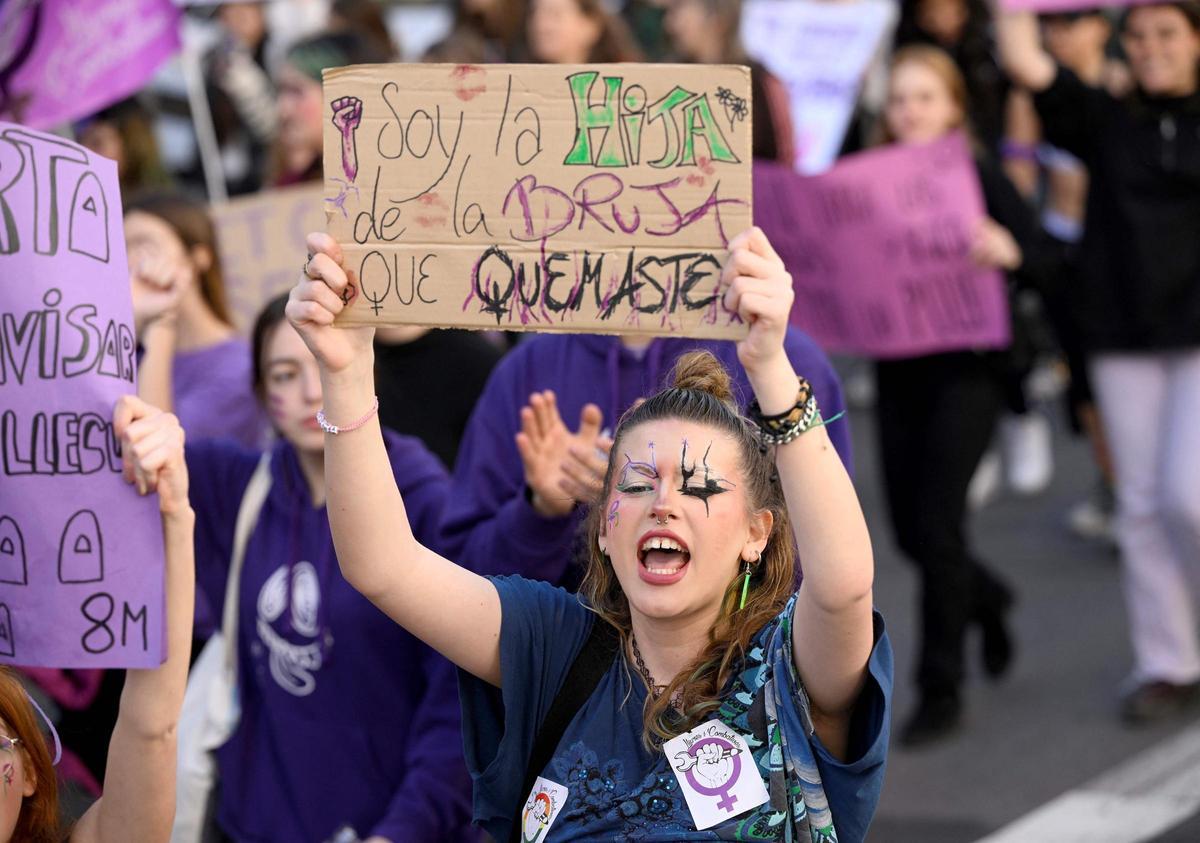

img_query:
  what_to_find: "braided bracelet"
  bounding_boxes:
[317,396,380,435]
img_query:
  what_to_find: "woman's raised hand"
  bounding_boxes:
[286,232,375,376]
[721,227,794,377]
[113,395,188,515]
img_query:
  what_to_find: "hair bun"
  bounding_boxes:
[671,351,735,405]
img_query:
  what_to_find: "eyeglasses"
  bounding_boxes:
[0,735,20,752]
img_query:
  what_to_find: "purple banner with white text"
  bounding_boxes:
[755,132,1011,358]
[0,122,164,668]
[0,0,181,130]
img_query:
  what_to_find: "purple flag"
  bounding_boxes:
[0,0,181,130]
[755,132,1011,359]
[0,121,164,668]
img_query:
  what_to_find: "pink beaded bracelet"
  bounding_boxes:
[317,397,379,435]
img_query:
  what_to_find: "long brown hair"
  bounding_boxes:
[581,352,797,751]
[0,668,59,843]
[124,191,233,327]
[878,44,974,145]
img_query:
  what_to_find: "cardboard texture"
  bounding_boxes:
[211,185,325,335]
[322,63,752,339]
[0,122,165,668]
[754,132,1012,358]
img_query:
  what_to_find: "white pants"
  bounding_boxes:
[1091,350,1200,684]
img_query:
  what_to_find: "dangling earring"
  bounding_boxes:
[738,552,759,611]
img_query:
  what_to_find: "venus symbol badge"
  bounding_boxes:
[519,776,568,843]
[664,720,770,830]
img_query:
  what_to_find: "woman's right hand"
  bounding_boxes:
[286,232,375,376]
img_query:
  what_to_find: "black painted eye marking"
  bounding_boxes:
[679,441,735,516]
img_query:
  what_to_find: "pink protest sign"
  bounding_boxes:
[755,132,1011,358]
[0,122,164,668]
[0,0,181,130]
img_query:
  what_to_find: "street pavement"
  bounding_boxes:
[843,400,1200,842]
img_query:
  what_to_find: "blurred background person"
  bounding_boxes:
[268,31,389,187]
[424,0,528,62]
[999,1,1200,725]
[663,0,795,163]
[204,1,278,196]
[896,0,1009,154]
[526,0,644,64]
[126,191,264,451]
[1004,9,1125,546]
[77,98,173,196]
[875,44,1050,747]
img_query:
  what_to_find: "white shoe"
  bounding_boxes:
[968,450,1003,511]
[1067,483,1117,546]
[1001,412,1053,495]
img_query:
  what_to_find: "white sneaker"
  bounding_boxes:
[1000,412,1054,495]
[1067,483,1117,546]
[968,450,1003,511]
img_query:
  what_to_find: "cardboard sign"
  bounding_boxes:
[211,185,325,335]
[0,123,164,668]
[322,63,753,339]
[742,0,897,175]
[0,0,181,130]
[754,132,1011,358]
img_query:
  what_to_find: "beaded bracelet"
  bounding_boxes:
[317,396,380,435]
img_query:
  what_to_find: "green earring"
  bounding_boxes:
[738,554,758,611]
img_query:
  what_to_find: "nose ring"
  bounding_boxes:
[656,516,668,526]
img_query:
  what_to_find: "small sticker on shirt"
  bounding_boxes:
[665,719,770,830]
[519,776,568,843]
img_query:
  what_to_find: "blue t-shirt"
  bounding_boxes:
[460,576,893,842]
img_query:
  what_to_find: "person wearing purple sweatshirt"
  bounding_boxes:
[442,330,852,586]
[184,294,470,843]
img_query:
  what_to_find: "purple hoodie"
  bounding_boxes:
[187,431,470,843]
[441,329,851,584]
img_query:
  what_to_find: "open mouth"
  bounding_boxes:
[637,532,691,582]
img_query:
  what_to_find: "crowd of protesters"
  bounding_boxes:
[3,0,1199,841]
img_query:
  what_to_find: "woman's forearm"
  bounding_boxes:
[91,505,194,843]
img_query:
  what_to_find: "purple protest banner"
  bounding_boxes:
[755,131,1011,358]
[0,0,181,130]
[0,122,164,668]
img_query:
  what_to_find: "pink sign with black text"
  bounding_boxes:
[755,132,1011,359]
[0,122,164,668]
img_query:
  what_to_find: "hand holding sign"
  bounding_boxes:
[114,396,187,513]
[287,232,373,377]
[969,217,1022,272]
[721,227,794,380]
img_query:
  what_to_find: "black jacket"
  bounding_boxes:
[1034,66,1200,352]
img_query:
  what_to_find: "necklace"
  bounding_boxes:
[630,634,668,699]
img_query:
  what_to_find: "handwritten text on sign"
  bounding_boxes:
[754,132,1011,358]
[0,123,164,668]
[323,64,753,339]
[211,185,325,336]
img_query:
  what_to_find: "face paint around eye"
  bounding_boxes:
[679,441,736,516]
[616,449,660,493]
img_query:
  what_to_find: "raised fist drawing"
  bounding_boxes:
[330,96,363,181]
